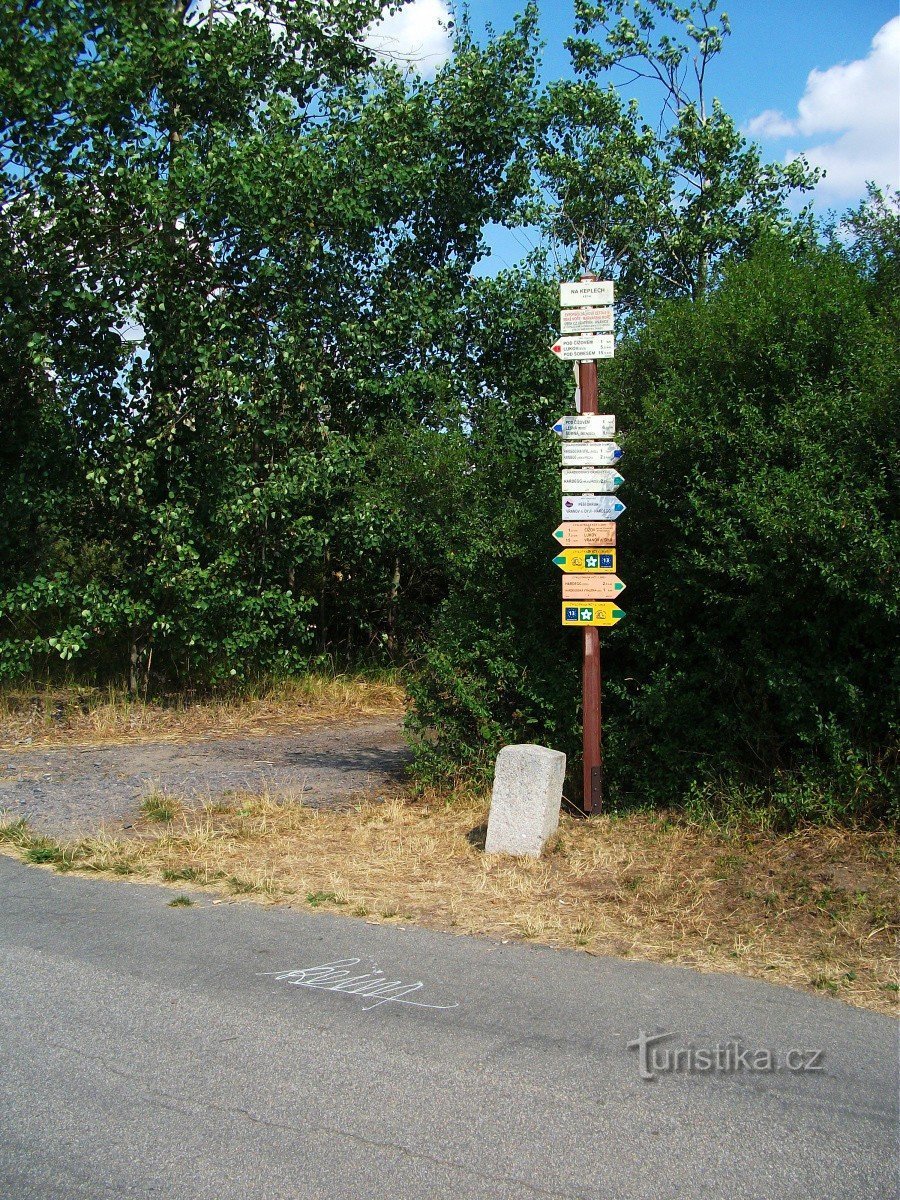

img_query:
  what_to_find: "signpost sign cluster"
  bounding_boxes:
[551,277,625,814]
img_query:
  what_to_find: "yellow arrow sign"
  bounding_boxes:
[561,602,625,627]
[562,575,626,600]
[553,548,616,573]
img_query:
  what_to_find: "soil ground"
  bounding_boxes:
[0,718,409,838]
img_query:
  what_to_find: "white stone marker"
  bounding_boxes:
[485,744,566,858]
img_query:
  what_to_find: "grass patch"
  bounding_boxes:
[168,895,193,907]
[139,791,182,823]
[0,794,896,1015]
[161,866,200,882]
[0,670,404,750]
[306,890,346,908]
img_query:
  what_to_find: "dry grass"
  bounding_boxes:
[1,791,896,1015]
[0,674,404,750]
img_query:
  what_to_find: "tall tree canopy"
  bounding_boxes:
[0,0,539,685]
[537,0,819,304]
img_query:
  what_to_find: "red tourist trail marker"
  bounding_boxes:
[553,548,617,573]
[551,522,617,547]
[549,333,615,361]
[562,575,626,600]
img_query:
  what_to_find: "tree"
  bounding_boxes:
[538,0,819,306]
[0,1,541,687]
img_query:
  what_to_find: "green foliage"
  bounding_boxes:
[408,234,899,824]
[2,4,896,828]
[0,1,540,688]
[538,0,818,304]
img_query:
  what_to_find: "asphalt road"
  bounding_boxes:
[0,855,896,1200]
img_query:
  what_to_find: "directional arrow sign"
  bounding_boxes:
[560,280,614,306]
[553,548,616,573]
[552,414,615,440]
[552,522,616,547]
[562,602,625,627]
[563,495,626,521]
[561,442,623,467]
[562,575,626,600]
[549,333,615,361]
[560,306,614,334]
[561,468,624,493]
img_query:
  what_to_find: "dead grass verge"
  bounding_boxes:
[0,674,404,750]
[1,791,896,1015]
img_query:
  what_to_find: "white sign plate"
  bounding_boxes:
[552,414,615,439]
[562,495,626,520]
[550,333,615,361]
[560,307,614,334]
[562,441,623,466]
[560,280,614,307]
[561,468,624,493]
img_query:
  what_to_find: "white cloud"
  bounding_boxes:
[746,16,900,201]
[745,109,796,140]
[365,0,454,77]
[187,0,455,77]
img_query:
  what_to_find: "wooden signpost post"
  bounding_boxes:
[553,274,625,815]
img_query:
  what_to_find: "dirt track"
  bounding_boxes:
[0,718,409,839]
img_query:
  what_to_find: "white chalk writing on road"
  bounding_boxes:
[261,958,459,1012]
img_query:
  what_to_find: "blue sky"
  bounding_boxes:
[373,1,900,272]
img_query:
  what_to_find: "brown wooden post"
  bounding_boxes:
[578,320,603,814]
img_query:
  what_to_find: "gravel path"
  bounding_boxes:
[0,718,409,839]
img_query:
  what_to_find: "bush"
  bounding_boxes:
[407,235,899,823]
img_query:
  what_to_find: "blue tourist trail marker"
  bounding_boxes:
[561,441,623,467]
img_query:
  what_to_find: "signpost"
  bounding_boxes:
[560,468,624,493]
[561,442,623,467]
[552,274,624,816]
[560,280,614,306]
[562,576,626,600]
[552,522,616,546]
[561,602,625,627]
[560,307,614,334]
[562,495,626,520]
[553,549,616,573]
[549,333,615,361]
[552,414,615,439]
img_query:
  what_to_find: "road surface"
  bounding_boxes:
[0,856,895,1199]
